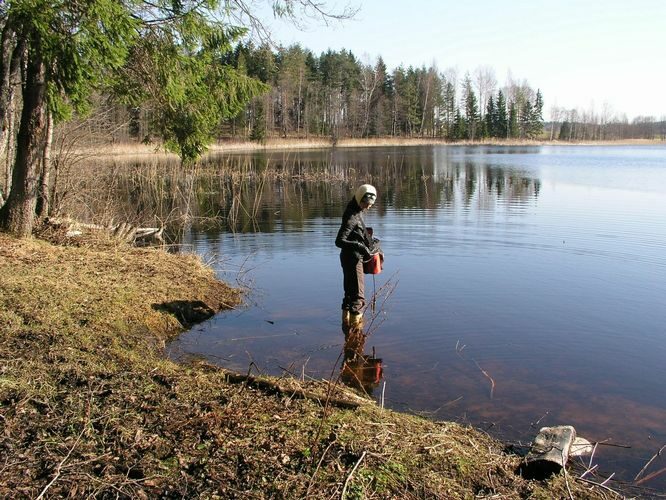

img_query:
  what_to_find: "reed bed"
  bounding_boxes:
[56,153,374,238]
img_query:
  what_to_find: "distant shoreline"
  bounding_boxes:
[84,137,665,159]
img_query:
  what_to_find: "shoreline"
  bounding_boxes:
[81,137,665,159]
[0,232,614,498]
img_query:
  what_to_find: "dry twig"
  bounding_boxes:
[340,451,367,500]
[575,476,623,498]
[473,360,496,400]
[634,444,666,481]
[635,466,666,486]
[35,427,86,499]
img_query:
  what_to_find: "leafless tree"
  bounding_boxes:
[474,65,496,119]
[549,105,561,141]
[359,56,381,138]
[223,0,359,44]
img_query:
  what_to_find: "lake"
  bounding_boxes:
[163,144,666,490]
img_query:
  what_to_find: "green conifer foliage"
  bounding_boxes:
[520,99,534,139]
[462,75,479,140]
[485,95,496,138]
[508,101,519,139]
[496,90,508,139]
[531,89,545,138]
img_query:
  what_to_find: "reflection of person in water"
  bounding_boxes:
[335,184,378,329]
[341,322,383,395]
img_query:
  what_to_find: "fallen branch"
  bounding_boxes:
[45,217,164,245]
[222,370,364,410]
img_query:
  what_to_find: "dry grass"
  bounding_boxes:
[0,233,612,498]
[73,136,666,161]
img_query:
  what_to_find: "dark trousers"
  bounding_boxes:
[341,257,365,314]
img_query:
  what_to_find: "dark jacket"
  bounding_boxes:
[335,198,373,264]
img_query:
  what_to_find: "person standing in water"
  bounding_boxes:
[335,184,378,328]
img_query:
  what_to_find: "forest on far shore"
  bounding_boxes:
[87,44,666,146]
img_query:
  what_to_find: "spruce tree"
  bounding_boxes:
[508,101,519,139]
[496,90,508,139]
[405,67,420,136]
[520,99,534,139]
[442,81,456,140]
[250,99,266,143]
[485,95,496,138]
[530,89,545,138]
[559,121,571,141]
[462,75,479,140]
[453,108,466,140]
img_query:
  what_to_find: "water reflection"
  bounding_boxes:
[340,322,383,396]
[67,146,543,239]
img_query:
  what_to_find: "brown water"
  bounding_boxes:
[145,145,666,492]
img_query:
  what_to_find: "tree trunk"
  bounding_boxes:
[1,24,25,201]
[296,69,302,136]
[36,111,53,218]
[419,77,430,137]
[0,21,17,136]
[1,97,17,200]
[0,40,47,237]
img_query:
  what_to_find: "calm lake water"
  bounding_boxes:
[164,145,666,490]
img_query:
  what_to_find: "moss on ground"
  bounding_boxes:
[0,233,608,498]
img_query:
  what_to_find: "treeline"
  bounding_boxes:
[548,107,666,141]
[125,44,546,143]
[125,44,666,143]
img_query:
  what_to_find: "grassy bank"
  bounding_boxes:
[0,233,607,498]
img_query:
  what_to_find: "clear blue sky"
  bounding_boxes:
[259,0,666,120]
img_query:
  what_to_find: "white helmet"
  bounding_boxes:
[355,184,377,206]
